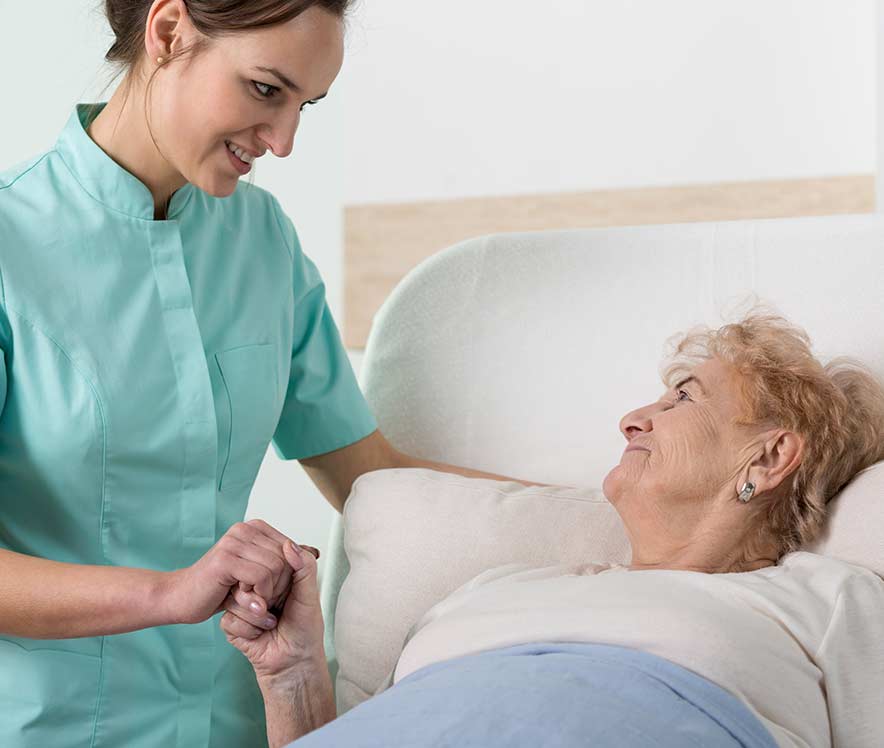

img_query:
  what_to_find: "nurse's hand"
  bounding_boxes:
[220,540,326,682]
[164,520,294,627]
[221,543,320,633]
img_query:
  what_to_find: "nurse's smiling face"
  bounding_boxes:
[88,0,345,216]
[149,2,345,196]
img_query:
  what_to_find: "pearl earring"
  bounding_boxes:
[738,481,756,503]
[157,56,165,64]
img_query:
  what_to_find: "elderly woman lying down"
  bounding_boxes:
[222,312,884,748]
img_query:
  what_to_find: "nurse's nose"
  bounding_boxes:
[259,113,301,159]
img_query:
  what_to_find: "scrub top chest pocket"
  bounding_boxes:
[213,342,282,492]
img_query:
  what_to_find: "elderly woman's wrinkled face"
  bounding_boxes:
[603,358,755,514]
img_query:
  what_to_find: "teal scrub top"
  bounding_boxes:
[0,102,378,747]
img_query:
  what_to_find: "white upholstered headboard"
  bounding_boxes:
[361,214,882,484]
[320,213,884,680]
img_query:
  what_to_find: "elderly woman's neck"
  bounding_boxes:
[627,526,778,574]
[627,553,776,574]
[618,494,780,574]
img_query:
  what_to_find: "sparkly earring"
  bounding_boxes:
[738,481,756,503]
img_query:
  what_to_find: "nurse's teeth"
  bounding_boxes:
[225,141,254,164]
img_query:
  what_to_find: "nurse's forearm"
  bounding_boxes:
[258,661,336,747]
[0,548,170,639]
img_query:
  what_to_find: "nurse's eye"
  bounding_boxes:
[299,98,320,113]
[252,81,280,99]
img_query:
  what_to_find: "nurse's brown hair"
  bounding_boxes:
[101,0,353,70]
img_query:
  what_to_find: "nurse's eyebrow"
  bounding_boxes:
[254,66,324,98]
[253,66,330,102]
[674,375,707,395]
[254,66,302,92]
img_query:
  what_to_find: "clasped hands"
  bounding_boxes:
[165,519,325,682]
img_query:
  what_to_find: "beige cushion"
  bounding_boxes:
[334,468,631,712]
[805,461,884,577]
[334,461,884,713]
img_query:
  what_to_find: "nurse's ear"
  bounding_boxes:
[142,0,199,69]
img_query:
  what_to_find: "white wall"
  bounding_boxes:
[341,0,875,204]
[1,2,877,567]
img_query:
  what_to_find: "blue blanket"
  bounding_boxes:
[292,642,778,747]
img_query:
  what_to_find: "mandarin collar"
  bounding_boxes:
[54,102,195,221]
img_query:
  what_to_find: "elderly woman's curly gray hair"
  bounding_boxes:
[661,310,884,563]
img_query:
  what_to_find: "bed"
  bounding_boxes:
[314,214,884,746]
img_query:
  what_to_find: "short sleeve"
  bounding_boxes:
[814,570,884,747]
[270,202,377,461]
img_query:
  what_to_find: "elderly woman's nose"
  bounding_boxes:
[619,405,656,439]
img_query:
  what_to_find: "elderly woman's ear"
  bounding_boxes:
[740,429,805,500]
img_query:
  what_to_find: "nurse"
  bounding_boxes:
[0,1,541,746]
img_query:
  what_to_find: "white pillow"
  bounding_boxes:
[334,468,630,712]
[334,461,884,713]
[804,461,884,577]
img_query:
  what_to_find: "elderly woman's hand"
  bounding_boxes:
[220,540,326,683]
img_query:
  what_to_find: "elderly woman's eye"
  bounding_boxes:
[675,389,692,403]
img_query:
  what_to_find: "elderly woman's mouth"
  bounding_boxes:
[624,445,651,454]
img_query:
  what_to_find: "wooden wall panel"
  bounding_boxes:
[344,175,874,348]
